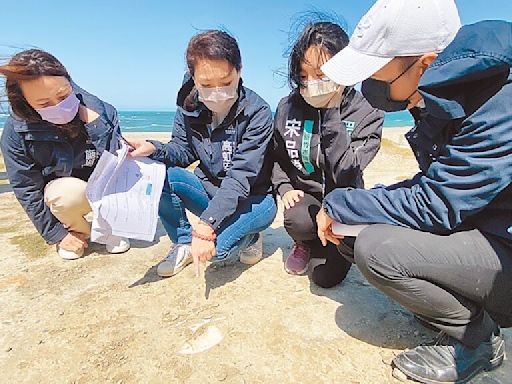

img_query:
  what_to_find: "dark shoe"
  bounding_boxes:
[312,253,352,288]
[393,328,505,384]
[284,242,311,275]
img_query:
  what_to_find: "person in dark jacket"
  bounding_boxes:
[0,49,130,260]
[318,1,512,383]
[128,30,277,278]
[272,21,383,288]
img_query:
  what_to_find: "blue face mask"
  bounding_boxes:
[361,59,419,112]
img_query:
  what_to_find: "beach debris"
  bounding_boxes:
[179,325,224,355]
[190,319,212,333]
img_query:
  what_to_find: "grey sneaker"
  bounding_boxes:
[239,234,263,265]
[157,244,192,277]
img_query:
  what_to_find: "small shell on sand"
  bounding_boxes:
[179,325,224,355]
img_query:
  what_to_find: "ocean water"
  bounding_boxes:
[0,111,176,133]
[118,111,174,132]
[383,110,414,127]
[0,110,413,132]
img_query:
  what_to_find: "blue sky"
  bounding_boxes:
[2,0,511,111]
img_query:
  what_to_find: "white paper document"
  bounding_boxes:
[86,142,166,243]
[331,223,370,237]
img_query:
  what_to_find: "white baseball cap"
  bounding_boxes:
[321,0,461,86]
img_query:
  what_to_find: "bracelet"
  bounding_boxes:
[191,230,216,241]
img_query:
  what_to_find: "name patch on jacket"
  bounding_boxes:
[84,139,99,167]
[284,119,304,171]
[343,120,356,134]
[222,140,234,171]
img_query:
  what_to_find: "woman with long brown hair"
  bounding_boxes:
[0,49,130,259]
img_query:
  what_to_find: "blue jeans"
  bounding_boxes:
[158,167,277,262]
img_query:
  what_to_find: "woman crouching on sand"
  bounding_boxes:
[128,30,277,277]
[0,49,130,260]
[272,20,384,287]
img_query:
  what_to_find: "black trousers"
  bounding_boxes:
[283,192,354,262]
[354,224,512,348]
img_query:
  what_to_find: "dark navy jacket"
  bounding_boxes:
[324,21,512,243]
[272,88,383,197]
[0,84,122,244]
[150,76,274,231]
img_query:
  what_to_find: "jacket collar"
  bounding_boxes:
[418,20,512,122]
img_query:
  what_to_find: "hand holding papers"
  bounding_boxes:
[316,207,341,246]
[331,223,370,238]
[86,142,166,244]
[317,207,370,246]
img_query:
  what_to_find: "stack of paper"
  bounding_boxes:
[331,223,370,237]
[86,142,166,243]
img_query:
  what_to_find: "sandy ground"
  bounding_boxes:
[0,128,510,384]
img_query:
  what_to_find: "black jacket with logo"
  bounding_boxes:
[150,75,274,231]
[0,83,122,244]
[272,88,384,198]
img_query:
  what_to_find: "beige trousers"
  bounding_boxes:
[44,177,92,237]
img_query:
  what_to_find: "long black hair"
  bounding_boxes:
[288,20,349,89]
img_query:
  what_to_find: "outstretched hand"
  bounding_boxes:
[191,222,217,277]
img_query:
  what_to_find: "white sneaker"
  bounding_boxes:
[57,246,84,260]
[157,244,193,277]
[239,234,263,265]
[105,236,131,254]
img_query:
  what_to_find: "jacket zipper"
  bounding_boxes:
[208,107,245,161]
[317,110,326,196]
[194,126,214,163]
[204,129,213,161]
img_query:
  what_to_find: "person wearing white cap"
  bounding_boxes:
[316,0,512,383]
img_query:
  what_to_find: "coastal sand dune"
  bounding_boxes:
[0,128,509,383]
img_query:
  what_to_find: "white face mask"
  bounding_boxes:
[300,79,344,109]
[197,78,239,114]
